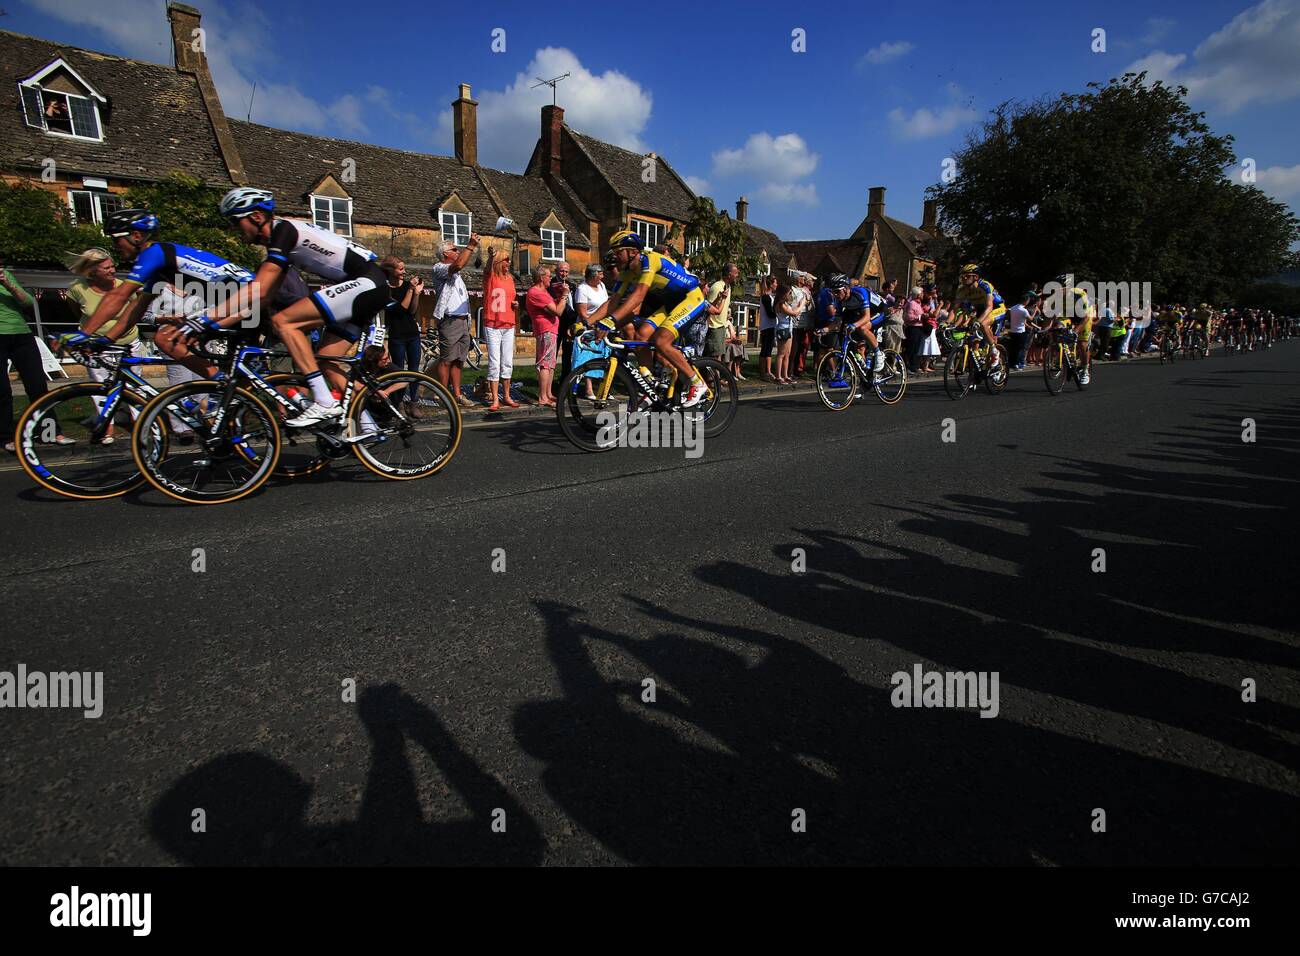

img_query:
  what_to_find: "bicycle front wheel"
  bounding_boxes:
[347,371,461,479]
[1044,344,1066,394]
[133,382,281,504]
[873,349,907,405]
[943,345,975,400]
[815,350,858,410]
[15,382,161,499]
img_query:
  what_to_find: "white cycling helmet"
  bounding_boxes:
[219,187,275,219]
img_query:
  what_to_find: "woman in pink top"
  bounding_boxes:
[524,265,565,407]
[903,287,927,374]
[482,247,520,411]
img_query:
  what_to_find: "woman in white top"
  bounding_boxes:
[575,263,608,399]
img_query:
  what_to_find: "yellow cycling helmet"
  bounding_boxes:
[608,229,646,250]
[960,263,981,275]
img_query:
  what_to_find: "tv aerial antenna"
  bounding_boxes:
[531,72,570,106]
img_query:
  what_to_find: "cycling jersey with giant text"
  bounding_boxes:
[263,218,379,282]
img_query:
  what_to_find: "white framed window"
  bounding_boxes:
[630,217,664,249]
[685,237,706,256]
[440,211,471,246]
[68,189,125,226]
[312,195,352,236]
[21,85,103,141]
[540,228,565,261]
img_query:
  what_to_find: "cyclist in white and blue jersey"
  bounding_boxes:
[200,187,397,427]
[75,207,254,379]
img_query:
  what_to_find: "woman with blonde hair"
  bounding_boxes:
[64,247,138,443]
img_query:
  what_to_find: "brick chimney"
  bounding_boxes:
[541,104,564,177]
[735,196,748,223]
[922,198,939,235]
[868,186,886,221]
[167,3,246,184]
[452,84,478,166]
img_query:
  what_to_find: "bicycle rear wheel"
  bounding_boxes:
[943,346,975,400]
[347,371,461,479]
[816,350,858,410]
[556,358,637,452]
[873,349,907,405]
[691,357,738,438]
[15,382,161,499]
[133,382,281,504]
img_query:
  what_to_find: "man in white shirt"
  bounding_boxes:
[1005,293,1037,370]
[431,235,478,407]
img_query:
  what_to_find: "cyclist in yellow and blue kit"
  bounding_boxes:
[580,229,709,408]
[956,264,1007,367]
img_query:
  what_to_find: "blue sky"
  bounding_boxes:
[9,0,1300,240]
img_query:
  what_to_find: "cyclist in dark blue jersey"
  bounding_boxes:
[76,207,253,378]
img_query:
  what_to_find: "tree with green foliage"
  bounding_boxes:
[0,180,104,267]
[927,73,1299,303]
[666,196,761,284]
[122,172,261,271]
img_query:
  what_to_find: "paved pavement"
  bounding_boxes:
[1,345,1296,865]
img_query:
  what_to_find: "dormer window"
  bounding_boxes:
[312,195,353,237]
[308,174,353,237]
[19,58,107,142]
[440,211,471,246]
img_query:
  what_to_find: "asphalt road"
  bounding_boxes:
[1,346,1297,865]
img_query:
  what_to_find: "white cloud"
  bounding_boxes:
[25,0,166,60]
[887,101,977,141]
[1126,0,1300,112]
[434,48,652,170]
[712,133,818,183]
[709,132,819,208]
[1255,163,1300,199]
[859,41,914,66]
[684,176,711,195]
[755,182,819,206]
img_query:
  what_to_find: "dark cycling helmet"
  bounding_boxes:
[828,273,851,290]
[219,187,275,219]
[607,228,646,250]
[103,208,159,238]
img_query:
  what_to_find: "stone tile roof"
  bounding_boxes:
[0,28,233,185]
[783,239,872,277]
[228,120,505,233]
[882,214,952,261]
[568,129,696,220]
[738,220,791,273]
[476,168,589,247]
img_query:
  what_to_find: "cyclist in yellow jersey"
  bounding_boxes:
[581,229,709,407]
[1061,277,1093,384]
[955,264,1007,366]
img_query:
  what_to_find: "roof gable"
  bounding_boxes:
[567,129,695,221]
[22,57,107,101]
